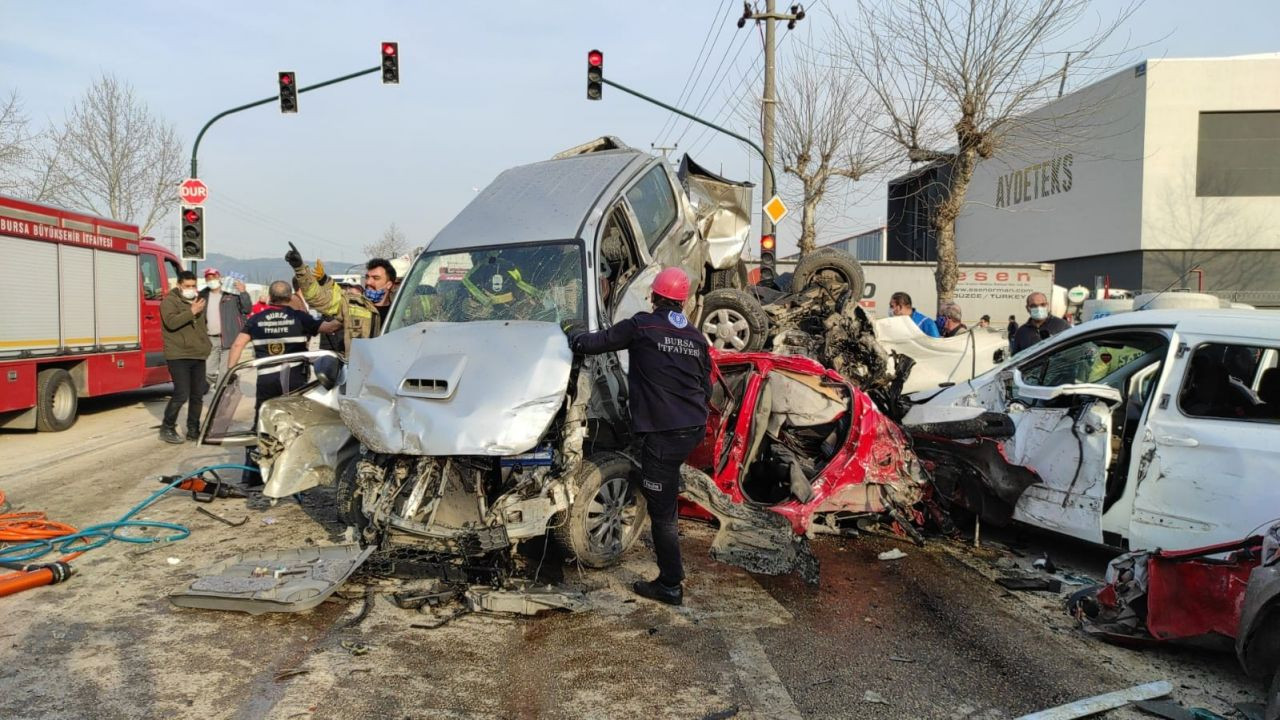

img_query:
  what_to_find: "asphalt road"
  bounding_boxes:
[0,391,1264,719]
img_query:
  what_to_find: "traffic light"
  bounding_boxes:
[181,206,205,262]
[278,71,298,113]
[587,49,603,100]
[381,42,399,84]
[760,234,776,285]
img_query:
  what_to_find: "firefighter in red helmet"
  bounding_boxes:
[567,267,711,606]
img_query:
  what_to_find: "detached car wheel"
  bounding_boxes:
[699,288,769,352]
[791,247,865,299]
[555,452,645,568]
[36,368,77,432]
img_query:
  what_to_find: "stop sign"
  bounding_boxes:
[179,178,209,206]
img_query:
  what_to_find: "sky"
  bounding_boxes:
[2,0,1278,262]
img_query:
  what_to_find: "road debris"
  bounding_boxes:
[1014,680,1173,719]
[1033,553,1056,573]
[997,576,1062,593]
[878,548,907,561]
[196,506,248,527]
[273,668,310,682]
[863,690,890,705]
[166,557,181,565]
[340,640,372,656]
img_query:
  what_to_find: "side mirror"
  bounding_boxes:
[314,355,345,391]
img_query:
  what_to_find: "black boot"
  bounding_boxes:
[186,425,200,441]
[632,578,683,606]
[159,426,183,445]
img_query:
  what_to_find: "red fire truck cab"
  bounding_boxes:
[0,194,184,431]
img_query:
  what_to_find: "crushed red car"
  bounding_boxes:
[677,350,932,583]
[1069,522,1280,717]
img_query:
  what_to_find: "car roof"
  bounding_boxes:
[1069,308,1280,340]
[425,150,651,253]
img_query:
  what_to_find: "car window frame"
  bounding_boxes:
[384,237,588,333]
[1015,329,1170,391]
[623,163,678,253]
[1176,340,1280,425]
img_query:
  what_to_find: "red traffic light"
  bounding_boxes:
[280,73,293,86]
[588,50,603,67]
[383,42,397,56]
[761,234,776,251]
[184,210,199,224]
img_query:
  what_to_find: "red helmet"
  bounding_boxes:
[651,267,690,302]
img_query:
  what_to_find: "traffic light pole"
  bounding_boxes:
[185,65,380,271]
[600,77,776,205]
[189,65,380,179]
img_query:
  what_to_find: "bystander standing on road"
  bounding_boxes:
[1007,315,1019,351]
[159,271,212,444]
[1012,292,1070,354]
[889,292,941,337]
[938,301,969,338]
[567,268,711,606]
[198,268,251,387]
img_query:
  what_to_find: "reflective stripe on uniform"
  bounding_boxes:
[251,336,308,345]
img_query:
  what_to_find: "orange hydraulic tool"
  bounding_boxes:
[0,491,83,597]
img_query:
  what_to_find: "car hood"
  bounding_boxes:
[339,321,574,456]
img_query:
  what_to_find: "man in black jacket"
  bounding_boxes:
[568,267,711,606]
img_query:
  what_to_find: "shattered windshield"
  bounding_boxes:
[386,241,585,332]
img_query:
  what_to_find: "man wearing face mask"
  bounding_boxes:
[159,271,213,444]
[363,258,397,325]
[1011,291,1069,353]
[198,268,251,387]
[285,244,381,356]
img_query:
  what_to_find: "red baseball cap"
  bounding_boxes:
[203,268,220,277]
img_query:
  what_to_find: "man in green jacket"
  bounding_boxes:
[160,271,213,444]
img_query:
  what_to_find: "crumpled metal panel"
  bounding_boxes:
[259,396,350,499]
[340,321,573,456]
[678,154,753,271]
[874,315,1007,394]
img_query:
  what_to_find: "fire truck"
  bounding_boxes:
[0,194,185,431]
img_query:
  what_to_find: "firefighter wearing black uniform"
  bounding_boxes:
[226,280,327,485]
[568,267,710,606]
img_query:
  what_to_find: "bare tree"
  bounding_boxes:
[364,222,409,259]
[0,91,34,195]
[767,45,889,255]
[841,0,1139,300]
[44,74,184,235]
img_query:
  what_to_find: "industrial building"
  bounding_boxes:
[885,53,1280,305]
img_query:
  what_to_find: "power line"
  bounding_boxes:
[688,27,792,159]
[653,0,731,146]
[672,28,757,148]
[656,1,737,148]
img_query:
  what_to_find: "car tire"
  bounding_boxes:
[906,412,1016,439]
[554,451,646,568]
[710,259,748,290]
[35,368,77,432]
[791,247,865,299]
[699,288,769,352]
[335,455,369,535]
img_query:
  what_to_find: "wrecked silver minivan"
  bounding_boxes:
[209,138,758,571]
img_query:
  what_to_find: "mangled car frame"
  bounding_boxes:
[902,308,1280,552]
[203,137,928,581]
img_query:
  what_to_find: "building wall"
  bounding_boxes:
[953,66,1148,262]
[1139,57,1280,254]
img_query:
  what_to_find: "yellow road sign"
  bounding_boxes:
[763,195,788,225]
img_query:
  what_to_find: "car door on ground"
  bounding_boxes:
[1005,329,1169,544]
[1127,334,1280,551]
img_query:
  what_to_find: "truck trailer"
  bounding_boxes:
[0,194,185,431]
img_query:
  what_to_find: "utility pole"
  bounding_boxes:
[740,2,805,236]
[651,143,678,161]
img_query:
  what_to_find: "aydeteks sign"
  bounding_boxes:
[995,153,1073,208]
